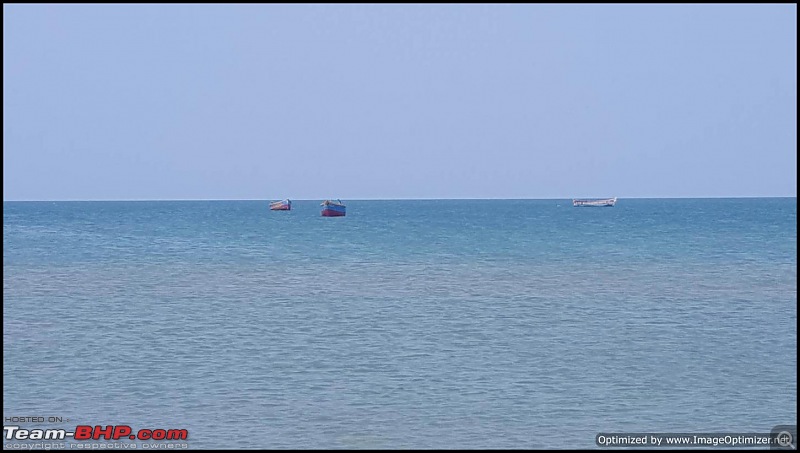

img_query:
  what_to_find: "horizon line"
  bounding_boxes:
[3,195,797,202]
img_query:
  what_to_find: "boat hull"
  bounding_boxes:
[321,206,346,217]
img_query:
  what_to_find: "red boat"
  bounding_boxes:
[321,199,346,217]
[269,199,291,210]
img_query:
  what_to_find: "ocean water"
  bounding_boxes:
[3,198,796,449]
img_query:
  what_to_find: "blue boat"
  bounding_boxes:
[321,200,346,217]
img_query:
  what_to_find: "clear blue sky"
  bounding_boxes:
[3,4,796,200]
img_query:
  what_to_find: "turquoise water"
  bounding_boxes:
[3,198,797,449]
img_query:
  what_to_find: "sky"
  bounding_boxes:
[3,4,797,200]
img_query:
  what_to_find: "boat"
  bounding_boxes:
[321,199,346,217]
[573,197,617,207]
[269,199,292,210]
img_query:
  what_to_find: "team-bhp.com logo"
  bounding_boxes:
[4,425,188,441]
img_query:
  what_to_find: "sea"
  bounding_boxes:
[3,198,797,449]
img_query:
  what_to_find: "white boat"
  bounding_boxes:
[573,197,617,207]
